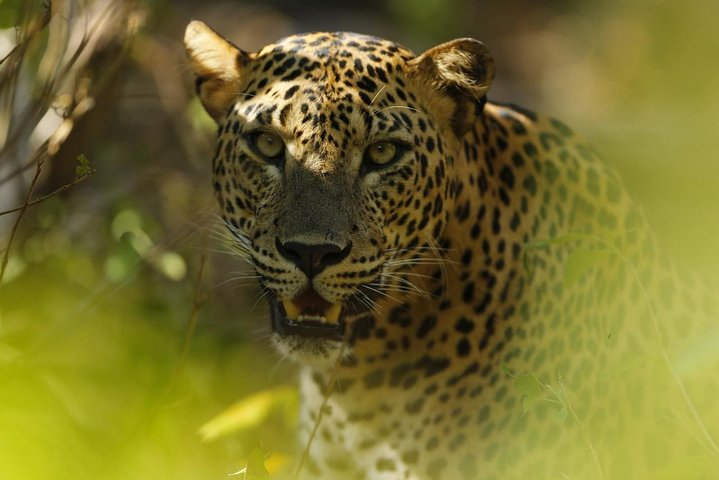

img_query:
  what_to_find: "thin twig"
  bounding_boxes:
[293,337,350,479]
[554,375,605,480]
[0,169,95,216]
[0,155,46,284]
[168,242,209,394]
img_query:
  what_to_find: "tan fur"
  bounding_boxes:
[184,20,247,119]
[410,38,494,98]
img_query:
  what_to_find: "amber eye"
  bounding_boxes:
[251,131,285,160]
[365,141,400,167]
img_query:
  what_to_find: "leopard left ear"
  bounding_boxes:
[409,38,494,134]
[184,20,249,121]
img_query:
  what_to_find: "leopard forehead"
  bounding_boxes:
[257,31,416,63]
[233,33,429,168]
[249,31,416,105]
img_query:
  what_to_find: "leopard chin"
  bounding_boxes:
[270,331,351,367]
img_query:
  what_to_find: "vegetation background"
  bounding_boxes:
[0,0,717,478]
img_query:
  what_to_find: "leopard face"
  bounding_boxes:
[186,23,494,363]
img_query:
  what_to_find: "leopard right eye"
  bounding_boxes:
[248,131,285,162]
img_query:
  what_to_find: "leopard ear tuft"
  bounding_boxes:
[409,39,494,134]
[184,20,249,121]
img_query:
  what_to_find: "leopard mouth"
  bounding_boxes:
[270,289,347,341]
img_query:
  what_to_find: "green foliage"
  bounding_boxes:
[0,0,24,28]
[523,232,612,286]
[503,364,569,421]
[74,153,92,179]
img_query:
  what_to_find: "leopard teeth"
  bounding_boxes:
[325,304,342,323]
[282,301,342,324]
[297,314,328,323]
[282,301,301,320]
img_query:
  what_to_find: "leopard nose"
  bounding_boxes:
[275,238,352,279]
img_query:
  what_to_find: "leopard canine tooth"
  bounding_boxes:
[282,300,301,320]
[325,303,342,324]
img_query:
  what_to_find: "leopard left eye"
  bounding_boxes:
[364,140,405,169]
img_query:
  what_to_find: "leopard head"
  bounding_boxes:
[184,21,494,364]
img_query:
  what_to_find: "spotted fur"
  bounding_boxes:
[185,21,719,479]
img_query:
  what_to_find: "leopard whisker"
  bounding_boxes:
[251,286,273,310]
[372,105,420,115]
[212,275,261,289]
[369,84,387,106]
[380,272,432,298]
[362,283,402,305]
[351,287,382,314]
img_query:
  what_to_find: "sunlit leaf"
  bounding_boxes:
[264,452,291,476]
[199,386,297,441]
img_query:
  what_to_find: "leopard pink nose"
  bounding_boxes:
[275,238,352,279]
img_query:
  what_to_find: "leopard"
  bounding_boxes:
[184,20,719,479]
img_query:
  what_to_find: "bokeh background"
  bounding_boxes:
[0,0,717,478]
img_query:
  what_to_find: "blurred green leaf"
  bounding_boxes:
[0,0,22,29]
[246,448,271,480]
[187,97,216,134]
[1,256,26,284]
[155,252,186,281]
[0,342,22,364]
[111,209,142,240]
[515,373,545,415]
[563,248,610,286]
[522,232,589,274]
[554,404,569,422]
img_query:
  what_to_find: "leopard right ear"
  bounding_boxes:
[184,20,249,121]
